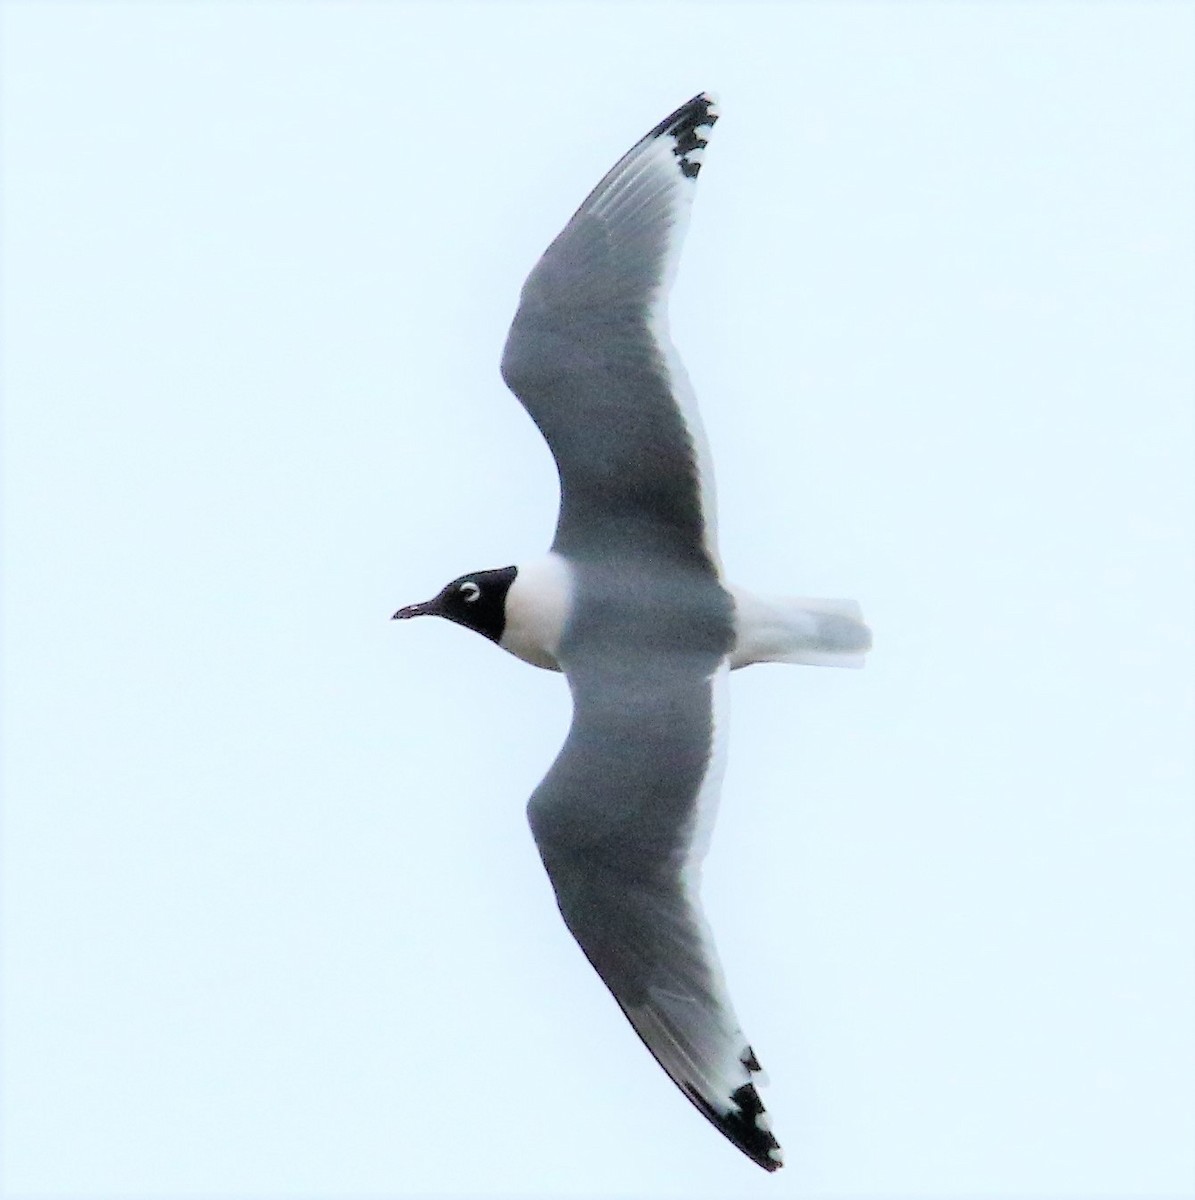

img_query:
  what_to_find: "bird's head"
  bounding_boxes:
[392,566,517,643]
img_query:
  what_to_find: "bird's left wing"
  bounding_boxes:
[526,651,782,1171]
[500,93,722,574]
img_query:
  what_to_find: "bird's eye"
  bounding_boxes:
[459,582,481,603]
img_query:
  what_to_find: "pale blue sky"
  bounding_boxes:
[2,3,1193,1198]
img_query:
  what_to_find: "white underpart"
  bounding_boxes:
[587,97,723,575]
[729,586,872,670]
[500,554,572,671]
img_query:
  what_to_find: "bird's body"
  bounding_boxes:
[395,93,869,1172]
[500,553,572,670]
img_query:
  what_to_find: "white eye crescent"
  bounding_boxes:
[459,582,481,603]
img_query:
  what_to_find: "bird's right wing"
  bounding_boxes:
[526,651,782,1171]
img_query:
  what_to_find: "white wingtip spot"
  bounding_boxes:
[682,145,707,171]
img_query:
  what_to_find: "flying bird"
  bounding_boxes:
[394,92,870,1172]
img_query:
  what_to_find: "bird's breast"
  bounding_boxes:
[499,554,573,672]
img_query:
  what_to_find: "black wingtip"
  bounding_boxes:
[681,1044,783,1174]
[685,1079,783,1172]
[647,92,720,179]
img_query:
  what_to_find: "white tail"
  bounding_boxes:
[729,588,872,670]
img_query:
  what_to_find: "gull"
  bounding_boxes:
[393,92,870,1172]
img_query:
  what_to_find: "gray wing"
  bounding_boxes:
[500,93,722,575]
[527,650,782,1171]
